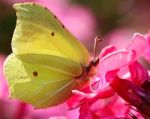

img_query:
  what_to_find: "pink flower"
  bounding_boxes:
[98,33,147,78]
[67,33,149,118]
[101,31,150,117]
[101,33,150,118]
[109,62,150,118]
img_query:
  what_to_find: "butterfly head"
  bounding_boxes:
[76,35,102,80]
[86,35,102,77]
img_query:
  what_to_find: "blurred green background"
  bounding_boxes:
[1,0,150,55]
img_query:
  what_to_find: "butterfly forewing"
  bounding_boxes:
[12,3,89,65]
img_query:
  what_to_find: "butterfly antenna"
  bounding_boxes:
[93,35,103,63]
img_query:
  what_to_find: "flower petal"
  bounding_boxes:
[98,50,135,76]
[79,103,93,119]
[143,31,150,63]
[99,45,117,59]
[129,61,150,85]
[126,33,148,59]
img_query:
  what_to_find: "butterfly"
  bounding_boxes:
[4,2,100,108]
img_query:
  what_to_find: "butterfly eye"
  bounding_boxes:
[54,15,57,19]
[62,25,65,28]
[44,7,48,10]
[33,71,38,77]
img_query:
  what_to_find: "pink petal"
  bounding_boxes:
[129,61,150,85]
[105,70,119,82]
[67,78,114,109]
[89,86,115,106]
[99,45,117,59]
[91,96,129,118]
[67,108,79,119]
[110,74,143,105]
[143,31,150,63]
[79,103,93,119]
[49,116,67,119]
[67,94,84,109]
[143,48,150,63]
[126,33,148,59]
[67,83,92,109]
[98,50,135,76]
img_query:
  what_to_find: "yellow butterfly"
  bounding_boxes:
[4,2,99,108]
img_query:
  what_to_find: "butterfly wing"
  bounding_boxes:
[12,2,89,65]
[4,54,84,108]
[4,2,89,108]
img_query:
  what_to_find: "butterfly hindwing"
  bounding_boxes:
[4,54,82,108]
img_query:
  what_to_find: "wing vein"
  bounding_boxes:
[37,80,74,106]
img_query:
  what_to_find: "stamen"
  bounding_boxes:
[72,77,106,99]
[72,90,96,98]
[89,77,104,93]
